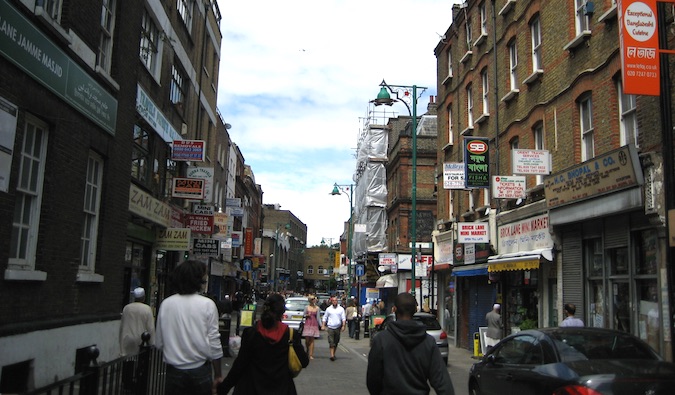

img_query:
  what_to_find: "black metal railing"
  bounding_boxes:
[24,332,165,395]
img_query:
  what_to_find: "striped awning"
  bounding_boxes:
[487,248,553,273]
[451,263,489,277]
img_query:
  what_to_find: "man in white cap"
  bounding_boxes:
[485,303,503,351]
[119,287,155,356]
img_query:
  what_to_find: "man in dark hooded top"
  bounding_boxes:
[367,292,454,395]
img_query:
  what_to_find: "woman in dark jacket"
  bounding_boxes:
[218,294,309,395]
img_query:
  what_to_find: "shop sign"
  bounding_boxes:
[185,214,213,234]
[458,222,490,244]
[193,204,214,215]
[172,177,205,200]
[498,214,553,254]
[156,228,191,251]
[136,85,180,143]
[0,96,17,192]
[464,137,490,188]
[129,184,171,227]
[231,231,242,247]
[433,230,454,267]
[0,0,117,134]
[618,0,659,95]
[193,238,220,256]
[492,176,526,199]
[443,162,465,189]
[544,145,641,208]
[187,167,214,203]
[378,253,397,266]
[244,228,253,256]
[172,140,205,161]
[512,149,551,175]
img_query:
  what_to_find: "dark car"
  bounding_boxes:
[370,312,448,365]
[468,327,675,395]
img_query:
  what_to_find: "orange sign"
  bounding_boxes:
[618,0,659,95]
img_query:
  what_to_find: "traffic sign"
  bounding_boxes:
[355,264,365,277]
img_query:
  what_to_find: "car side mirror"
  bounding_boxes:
[486,354,496,364]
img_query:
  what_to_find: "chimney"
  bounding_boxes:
[427,95,437,114]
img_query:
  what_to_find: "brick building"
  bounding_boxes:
[434,0,673,360]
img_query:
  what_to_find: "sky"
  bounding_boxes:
[215,0,460,247]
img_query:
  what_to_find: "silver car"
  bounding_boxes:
[283,296,310,330]
[370,312,449,365]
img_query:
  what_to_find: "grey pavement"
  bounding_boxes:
[220,316,477,395]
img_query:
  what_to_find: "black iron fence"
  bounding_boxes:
[24,333,166,395]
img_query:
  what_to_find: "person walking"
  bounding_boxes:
[560,303,585,327]
[321,296,346,361]
[303,295,321,359]
[155,260,223,395]
[119,287,155,356]
[346,299,358,338]
[367,292,455,395]
[485,304,503,350]
[217,294,309,394]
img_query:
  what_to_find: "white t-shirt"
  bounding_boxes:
[156,293,223,369]
[323,304,346,329]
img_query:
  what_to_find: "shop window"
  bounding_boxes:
[607,247,628,276]
[0,359,31,393]
[588,280,606,328]
[637,280,660,353]
[636,229,658,275]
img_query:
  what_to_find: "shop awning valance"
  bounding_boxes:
[451,263,489,277]
[487,248,553,273]
[376,274,398,288]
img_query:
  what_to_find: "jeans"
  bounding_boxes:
[165,362,212,395]
[348,319,356,338]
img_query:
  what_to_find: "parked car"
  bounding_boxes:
[283,296,324,330]
[468,327,675,395]
[370,312,448,365]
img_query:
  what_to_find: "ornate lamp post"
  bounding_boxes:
[330,183,354,297]
[371,79,427,297]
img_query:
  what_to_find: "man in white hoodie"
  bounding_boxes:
[156,260,223,395]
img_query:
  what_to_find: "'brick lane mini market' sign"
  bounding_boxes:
[544,145,642,208]
[464,137,490,188]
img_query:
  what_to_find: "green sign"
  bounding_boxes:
[0,0,117,134]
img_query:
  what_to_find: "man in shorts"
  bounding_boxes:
[322,296,346,361]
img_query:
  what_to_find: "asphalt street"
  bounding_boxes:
[221,315,477,395]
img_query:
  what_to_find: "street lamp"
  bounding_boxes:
[330,183,354,297]
[371,79,427,298]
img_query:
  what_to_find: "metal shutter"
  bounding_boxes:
[562,228,584,319]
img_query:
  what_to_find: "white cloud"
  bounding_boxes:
[216,0,459,246]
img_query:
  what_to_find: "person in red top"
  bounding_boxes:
[218,294,309,395]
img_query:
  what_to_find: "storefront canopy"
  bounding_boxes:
[487,248,553,273]
[451,263,489,277]
[376,274,398,288]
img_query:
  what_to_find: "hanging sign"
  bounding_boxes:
[492,176,526,199]
[618,0,659,95]
[443,162,465,189]
[464,137,490,188]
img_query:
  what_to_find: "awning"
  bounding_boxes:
[487,248,553,273]
[376,274,398,288]
[451,263,489,277]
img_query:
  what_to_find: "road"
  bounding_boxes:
[221,323,476,395]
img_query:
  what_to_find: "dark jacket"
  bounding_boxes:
[218,322,309,395]
[367,319,454,395]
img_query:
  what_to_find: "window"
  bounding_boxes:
[80,153,103,272]
[534,124,544,185]
[9,116,48,275]
[480,3,487,36]
[177,0,194,31]
[617,81,638,147]
[580,95,594,160]
[140,9,160,75]
[575,0,591,34]
[318,265,324,274]
[97,0,116,73]
[509,41,518,91]
[307,265,314,275]
[510,137,519,150]
[465,17,472,50]
[447,107,454,145]
[481,68,489,115]
[447,48,453,78]
[531,16,542,71]
[170,62,187,105]
[467,85,474,128]
[39,0,62,21]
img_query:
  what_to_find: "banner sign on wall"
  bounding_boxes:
[443,162,465,189]
[156,228,191,251]
[172,178,205,200]
[172,140,206,161]
[492,176,527,199]
[464,137,490,188]
[457,222,490,244]
[618,0,659,95]
[512,149,551,175]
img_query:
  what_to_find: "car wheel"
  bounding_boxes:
[469,381,481,395]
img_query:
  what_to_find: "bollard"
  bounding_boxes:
[363,315,370,338]
[473,332,482,358]
[354,317,360,340]
[220,314,232,357]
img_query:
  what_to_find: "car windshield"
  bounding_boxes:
[414,315,441,330]
[550,331,656,362]
[285,299,309,312]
